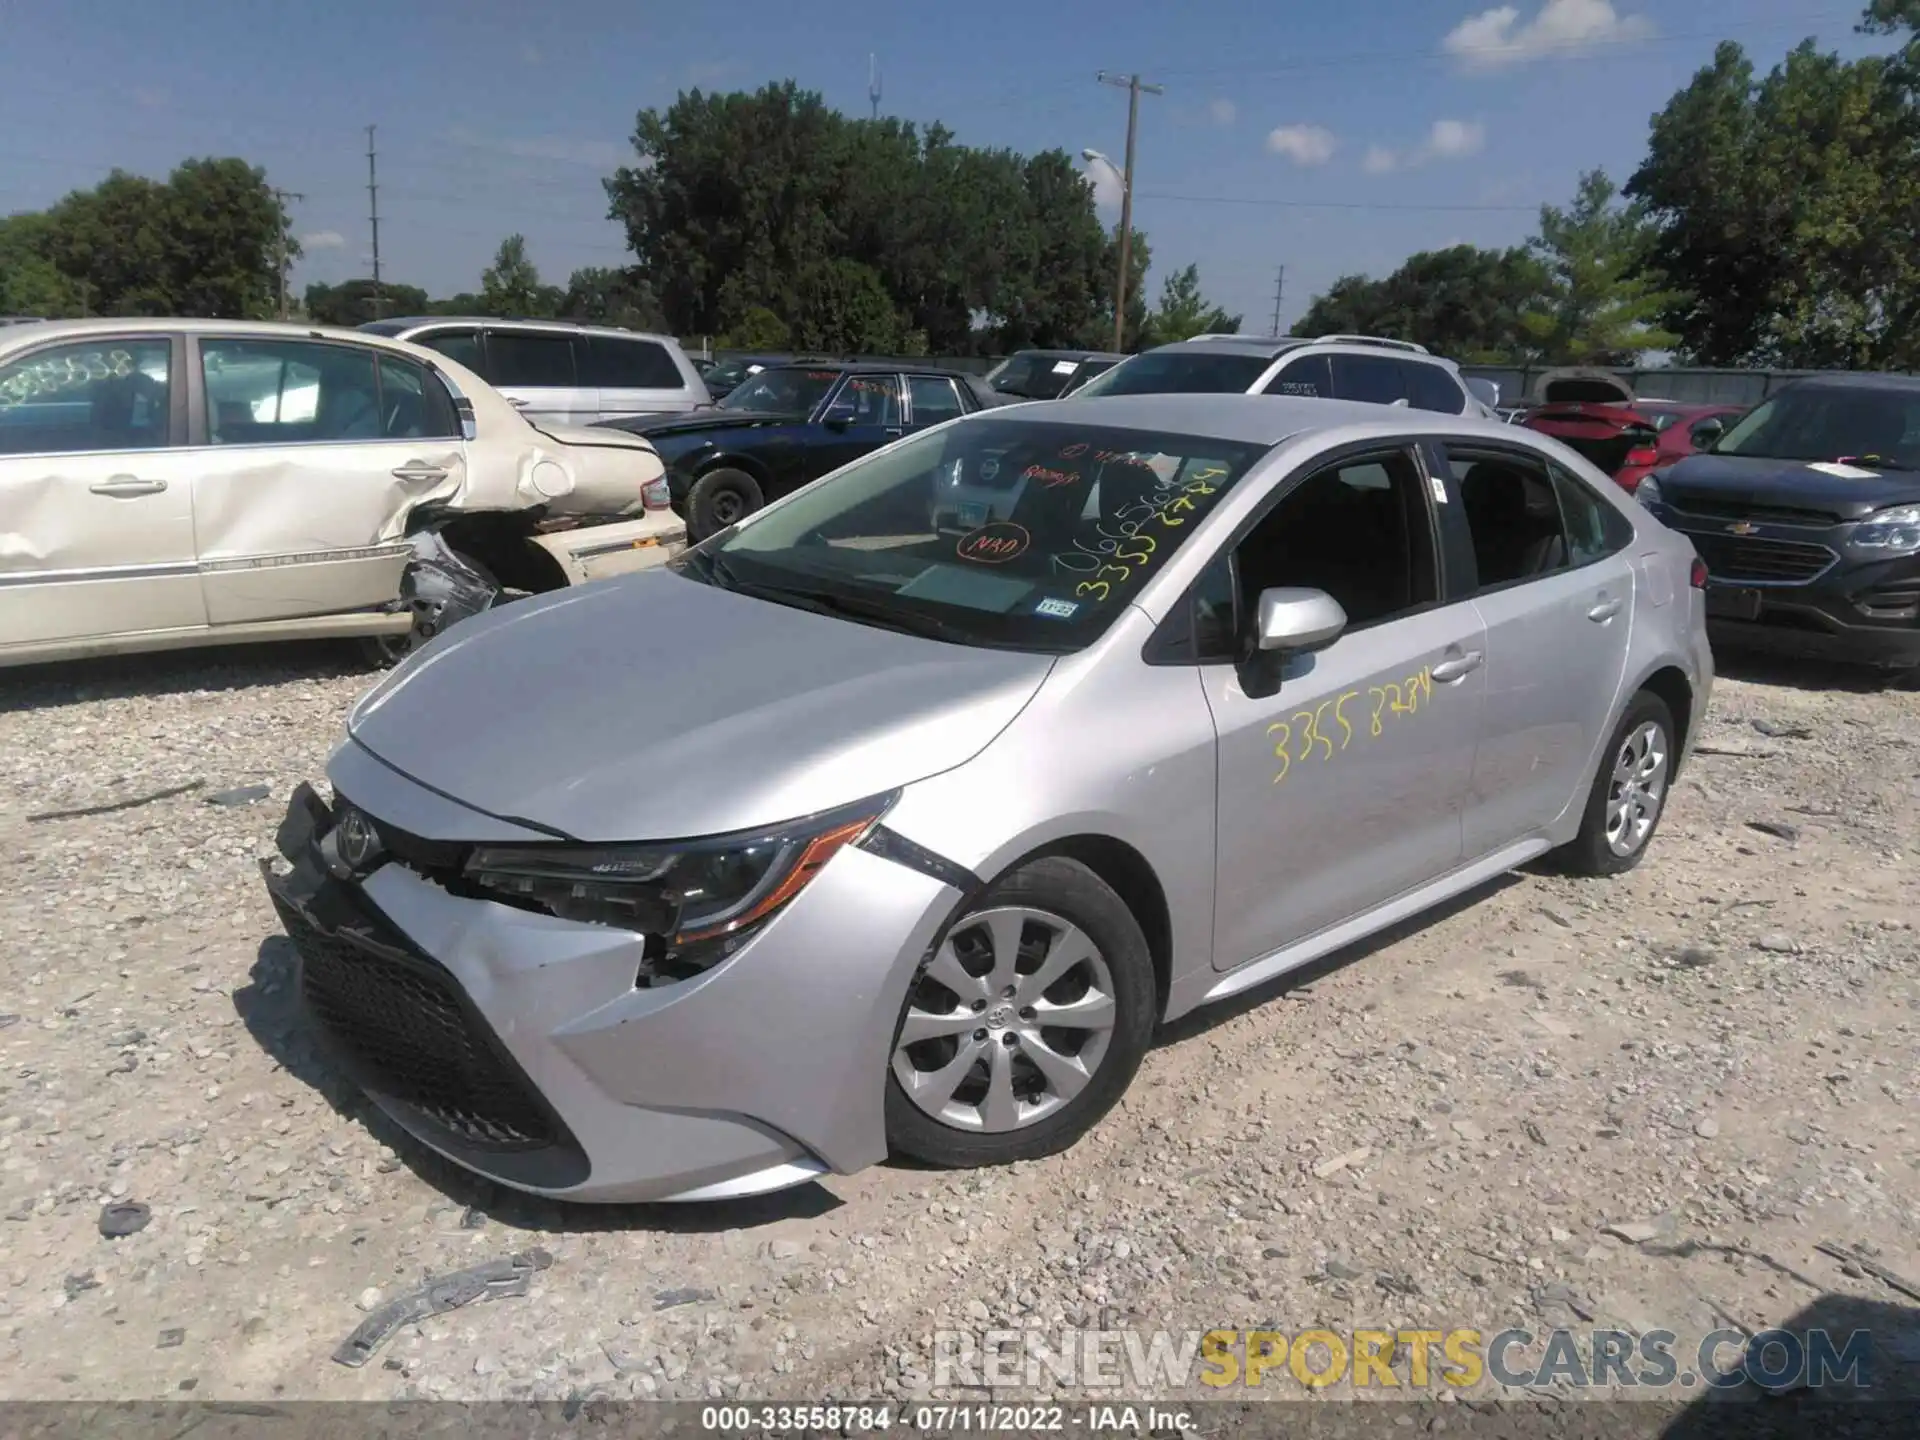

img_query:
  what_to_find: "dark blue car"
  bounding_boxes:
[596,363,1007,540]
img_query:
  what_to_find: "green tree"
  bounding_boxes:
[560,266,665,329]
[1074,228,1152,351]
[304,278,430,326]
[716,305,790,350]
[789,257,905,352]
[605,82,1114,356]
[1520,170,1677,364]
[1628,37,1920,368]
[1138,263,1242,346]
[480,234,563,317]
[1297,245,1550,361]
[28,157,286,318]
[0,213,78,315]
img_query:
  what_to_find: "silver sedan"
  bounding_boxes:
[264,392,1712,1202]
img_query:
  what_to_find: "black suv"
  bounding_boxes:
[1636,373,1920,678]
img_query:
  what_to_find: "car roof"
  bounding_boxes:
[1008,348,1128,362]
[1781,371,1920,394]
[1148,338,1297,360]
[1002,391,1527,447]
[0,316,423,346]
[368,316,683,344]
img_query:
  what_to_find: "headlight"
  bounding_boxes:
[462,792,896,982]
[1848,504,1920,558]
[1635,475,1664,508]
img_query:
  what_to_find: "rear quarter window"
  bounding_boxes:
[1404,361,1467,414]
[583,335,686,389]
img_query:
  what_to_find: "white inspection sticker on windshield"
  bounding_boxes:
[1430,473,1450,504]
[1051,360,1078,375]
[1807,461,1881,479]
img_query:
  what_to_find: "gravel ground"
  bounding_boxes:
[1,639,1916,1406]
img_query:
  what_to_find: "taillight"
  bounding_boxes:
[642,477,671,511]
[1689,557,1708,590]
[1624,446,1659,469]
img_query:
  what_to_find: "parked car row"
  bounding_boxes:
[0,318,688,670]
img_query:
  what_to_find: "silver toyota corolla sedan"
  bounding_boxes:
[263,393,1712,1203]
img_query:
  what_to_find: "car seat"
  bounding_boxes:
[1459,462,1564,583]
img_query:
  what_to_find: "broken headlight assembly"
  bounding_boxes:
[461,792,897,981]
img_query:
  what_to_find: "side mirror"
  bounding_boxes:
[1254,587,1348,654]
[1689,417,1725,449]
[823,401,857,430]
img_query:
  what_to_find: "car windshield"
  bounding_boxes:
[675,416,1270,653]
[990,353,1080,400]
[1711,386,1920,468]
[1074,350,1273,398]
[716,366,841,415]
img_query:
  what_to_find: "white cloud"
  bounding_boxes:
[1425,118,1486,159]
[1443,0,1655,70]
[1209,98,1237,126]
[1266,124,1337,166]
[300,230,347,250]
[1082,154,1124,210]
[1361,120,1485,176]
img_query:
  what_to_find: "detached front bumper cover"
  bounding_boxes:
[260,784,591,1190]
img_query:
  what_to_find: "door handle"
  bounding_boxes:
[1431,650,1484,683]
[1587,597,1624,623]
[89,476,167,498]
[506,396,530,409]
[392,464,450,483]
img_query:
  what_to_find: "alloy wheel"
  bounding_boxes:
[891,906,1118,1133]
[1605,719,1669,857]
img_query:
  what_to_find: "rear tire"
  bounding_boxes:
[686,467,764,542]
[357,548,499,669]
[1556,689,1676,877]
[884,857,1155,1168]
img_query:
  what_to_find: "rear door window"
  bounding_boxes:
[1403,361,1466,414]
[414,328,483,376]
[485,330,577,388]
[1329,353,1408,407]
[1262,352,1333,398]
[583,335,685,389]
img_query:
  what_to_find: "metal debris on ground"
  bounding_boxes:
[652,1286,715,1311]
[27,780,205,823]
[331,1248,554,1368]
[1816,1241,1920,1304]
[203,784,271,807]
[98,1201,152,1238]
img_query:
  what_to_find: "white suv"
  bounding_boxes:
[1075,333,1491,416]
[360,318,710,425]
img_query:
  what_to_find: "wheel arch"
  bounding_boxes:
[693,450,773,490]
[982,832,1174,1019]
[1633,662,1696,778]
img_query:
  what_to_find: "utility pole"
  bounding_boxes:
[868,54,882,121]
[365,125,383,319]
[1269,266,1285,337]
[272,187,305,321]
[1096,71,1162,353]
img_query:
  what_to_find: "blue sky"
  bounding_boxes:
[0,0,1889,333]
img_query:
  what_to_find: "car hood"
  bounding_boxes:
[534,420,660,454]
[605,410,802,441]
[345,568,1055,842]
[1659,453,1920,521]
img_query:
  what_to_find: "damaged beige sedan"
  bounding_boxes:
[0,319,686,669]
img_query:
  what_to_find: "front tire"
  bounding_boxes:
[1557,690,1676,877]
[686,467,764,542]
[885,857,1155,1168]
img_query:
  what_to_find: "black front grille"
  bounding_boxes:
[1668,494,1840,527]
[1682,530,1836,584]
[273,896,560,1154]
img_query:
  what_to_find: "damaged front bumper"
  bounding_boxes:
[260,768,958,1203]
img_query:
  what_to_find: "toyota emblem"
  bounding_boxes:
[336,808,383,872]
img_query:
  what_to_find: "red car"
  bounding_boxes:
[1517,368,1746,493]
